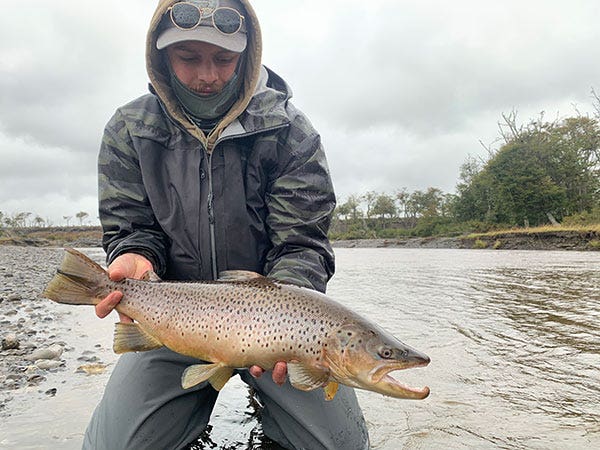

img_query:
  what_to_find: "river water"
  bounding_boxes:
[1,248,599,449]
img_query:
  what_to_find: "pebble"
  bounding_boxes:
[26,344,64,361]
[27,374,46,385]
[1,334,20,350]
[35,360,64,370]
[45,388,57,397]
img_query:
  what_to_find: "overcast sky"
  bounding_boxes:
[1,0,599,225]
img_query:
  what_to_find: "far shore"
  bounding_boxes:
[0,225,599,251]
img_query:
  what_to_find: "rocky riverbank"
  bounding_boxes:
[2,226,598,251]
[332,229,600,251]
[0,246,113,426]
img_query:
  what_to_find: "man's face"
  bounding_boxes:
[166,41,242,96]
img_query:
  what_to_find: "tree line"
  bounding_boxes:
[332,103,600,239]
[0,211,92,228]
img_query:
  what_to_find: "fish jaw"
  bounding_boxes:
[365,358,430,399]
[326,330,431,400]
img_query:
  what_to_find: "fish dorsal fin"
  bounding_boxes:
[217,270,265,282]
[113,323,163,354]
[287,362,330,391]
[140,270,162,282]
[181,363,233,390]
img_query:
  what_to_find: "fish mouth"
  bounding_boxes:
[367,360,430,400]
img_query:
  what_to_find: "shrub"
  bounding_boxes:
[563,207,600,226]
[473,239,488,249]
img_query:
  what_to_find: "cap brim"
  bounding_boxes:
[157,27,247,53]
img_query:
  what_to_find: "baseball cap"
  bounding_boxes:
[157,0,247,53]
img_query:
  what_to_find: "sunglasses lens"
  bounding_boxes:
[171,3,201,29]
[213,8,242,34]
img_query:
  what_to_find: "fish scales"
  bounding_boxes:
[44,249,431,400]
[116,279,350,368]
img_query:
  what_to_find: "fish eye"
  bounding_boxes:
[378,347,394,359]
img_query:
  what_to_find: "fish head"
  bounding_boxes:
[325,323,430,400]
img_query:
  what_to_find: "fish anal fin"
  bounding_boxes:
[324,381,339,401]
[113,323,163,354]
[140,270,162,282]
[217,270,265,282]
[181,363,233,390]
[287,362,329,391]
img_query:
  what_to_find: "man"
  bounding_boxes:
[84,0,369,449]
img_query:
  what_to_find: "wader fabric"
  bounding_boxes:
[82,348,369,450]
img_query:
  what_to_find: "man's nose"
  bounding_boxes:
[197,62,218,84]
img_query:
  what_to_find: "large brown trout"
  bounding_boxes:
[43,249,430,400]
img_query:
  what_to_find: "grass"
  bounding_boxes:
[466,223,600,239]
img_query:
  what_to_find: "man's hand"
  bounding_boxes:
[95,253,153,323]
[249,361,287,386]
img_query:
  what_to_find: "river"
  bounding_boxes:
[1,248,599,449]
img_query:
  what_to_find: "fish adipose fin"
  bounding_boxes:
[287,362,330,391]
[43,248,109,306]
[113,323,163,354]
[182,363,234,390]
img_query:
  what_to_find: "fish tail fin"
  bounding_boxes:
[43,248,110,306]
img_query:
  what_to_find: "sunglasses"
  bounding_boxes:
[168,2,245,35]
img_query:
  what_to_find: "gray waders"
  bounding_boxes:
[83,347,370,450]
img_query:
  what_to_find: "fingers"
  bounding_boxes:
[108,256,134,281]
[108,253,153,281]
[272,361,287,386]
[118,312,134,324]
[95,253,151,323]
[249,362,287,386]
[95,291,123,319]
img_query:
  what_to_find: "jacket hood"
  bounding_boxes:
[146,0,263,151]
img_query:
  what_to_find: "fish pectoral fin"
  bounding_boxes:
[217,270,265,282]
[140,270,162,282]
[324,382,339,401]
[287,362,330,391]
[181,363,233,390]
[113,323,163,354]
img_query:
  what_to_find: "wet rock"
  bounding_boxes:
[7,293,20,301]
[27,374,46,386]
[77,354,100,363]
[45,388,57,397]
[26,344,63,361]
[35,360,64,370]
[1,334,20,350]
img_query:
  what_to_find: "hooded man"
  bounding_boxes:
[84,0,369,449]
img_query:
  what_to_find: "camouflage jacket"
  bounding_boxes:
[98,67,336,292]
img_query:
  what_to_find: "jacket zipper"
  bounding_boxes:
[205,150,218,280]
[204,122,289,281]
